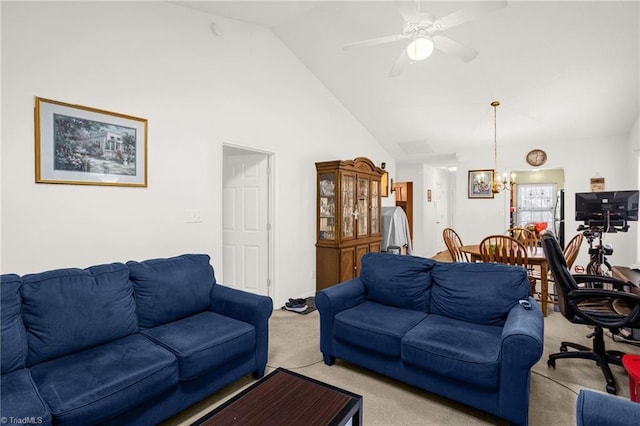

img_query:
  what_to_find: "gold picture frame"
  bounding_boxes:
[35,97,148,187]
[468,169,494,199]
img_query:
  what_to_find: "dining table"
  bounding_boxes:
[459,244,551,317]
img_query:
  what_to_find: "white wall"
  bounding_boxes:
[0,1,393,307]
[446,133,637,268]
[404,128,639,269]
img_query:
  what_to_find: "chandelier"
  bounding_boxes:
[490,101,513,194]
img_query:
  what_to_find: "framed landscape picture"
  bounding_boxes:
[468,169,494,199]
[35,97,148,187]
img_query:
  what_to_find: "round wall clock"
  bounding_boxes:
[526,149,547,167]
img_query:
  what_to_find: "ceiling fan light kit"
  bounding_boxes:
[407,36,434,61]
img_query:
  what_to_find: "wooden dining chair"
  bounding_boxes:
[562,233,585,271]
[480,235,537,296]
[531,232,585,302]
[507,227,540,280]
[442,228,470,262]
[506,227,539,252]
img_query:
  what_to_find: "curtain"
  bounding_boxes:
[516,183,557,230]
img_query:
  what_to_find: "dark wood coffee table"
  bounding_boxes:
[191,368,362,426]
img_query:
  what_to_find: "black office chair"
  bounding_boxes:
[541,230,640,394]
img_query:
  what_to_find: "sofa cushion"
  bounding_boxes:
[0,369,52,425]
[141,311,255,381]
[334,301,427,357]
[360,253,436,311]
[430,262,530,326]
[1,274,27,373]
[21,263,138,366]
[30,334,178,425]
[402,314,503,389]
[127,254,215,329]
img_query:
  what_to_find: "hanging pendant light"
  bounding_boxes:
[490,101,513,194]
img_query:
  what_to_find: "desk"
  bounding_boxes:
[612,266,640,340]
[612,266,640,296]
[460,244,551,316]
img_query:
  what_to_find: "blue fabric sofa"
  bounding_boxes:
[316,253,544,426]
[0,254,272,425]
[576,389,640,426]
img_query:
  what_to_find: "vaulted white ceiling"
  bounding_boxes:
[175,1,639,164]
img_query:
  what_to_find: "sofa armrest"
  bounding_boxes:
[210,284,273,324]
[316,278,366,314]
[210,284,273,377]
[315,278,366,364]
[497,296,544,423]
[577,389,640,426]
[500,296,544,364]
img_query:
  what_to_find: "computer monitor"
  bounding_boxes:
[575,190,639,227]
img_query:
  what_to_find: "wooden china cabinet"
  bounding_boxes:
[315,157,384,291]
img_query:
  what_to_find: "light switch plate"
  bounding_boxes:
[185,209,202,223]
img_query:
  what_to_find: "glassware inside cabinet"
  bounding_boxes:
[357,177,369,237]
[318,173,336,240]
[371,180,380,234]
[342,175,355,238]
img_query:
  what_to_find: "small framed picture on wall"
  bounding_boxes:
[590,177,605,192]
[468,169,494,199]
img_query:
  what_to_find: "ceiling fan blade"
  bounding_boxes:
[435,1,507,30]
[432,35,478,62]
[342,34,405,51]
[389,48,410,78]
[394,0,421,22]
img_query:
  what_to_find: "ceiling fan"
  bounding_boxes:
[342,1,507,77]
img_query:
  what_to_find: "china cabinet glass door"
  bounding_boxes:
[318,172,336,240]
[342,174,355,238]
[371,180,380,234]
[357,177,369,238]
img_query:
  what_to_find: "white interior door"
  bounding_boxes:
[434,174,449,252]
[222,151,270,296]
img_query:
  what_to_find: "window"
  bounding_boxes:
[516,183,557,230]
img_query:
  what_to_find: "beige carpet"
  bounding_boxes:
[163,308,640,425]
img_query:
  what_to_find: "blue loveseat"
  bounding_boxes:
[0,254,272,425]
[576,389,640,426]
[316,253,544,426]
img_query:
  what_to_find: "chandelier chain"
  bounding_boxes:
[490,100,504,194]
[493,102,498,172]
